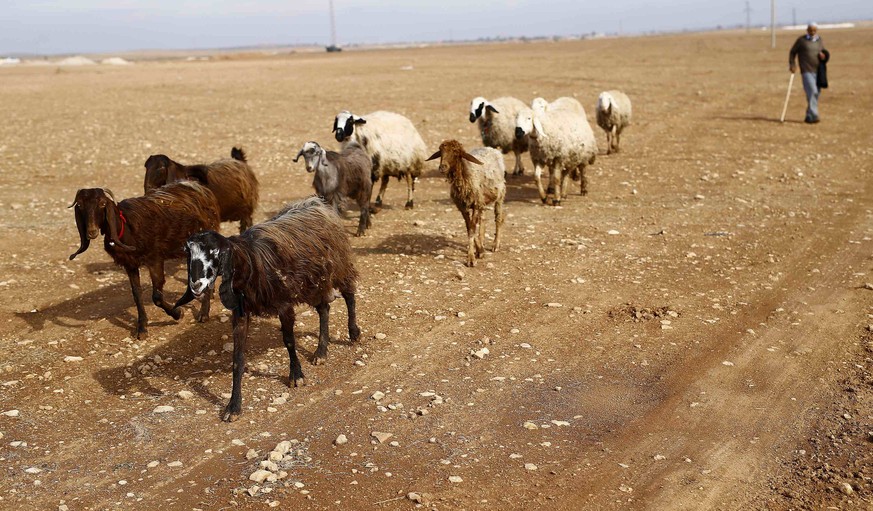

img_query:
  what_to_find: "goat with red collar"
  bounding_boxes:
[69,181,221,338]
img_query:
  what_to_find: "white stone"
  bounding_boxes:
[177,390,193,400]
[63,356,83,363]
[249,470,273,483]
[448,476,463,483]
[2,410,20,417]
[335,434,348,446]
[152,405,174,414]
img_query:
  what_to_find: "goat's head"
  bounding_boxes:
[333,111,366,143]
[426,140,483,175]
[293,141,329,173]
[469,97,498,123]
[143,154,172,193]
[175,231,236,310]
[68,188,134,260]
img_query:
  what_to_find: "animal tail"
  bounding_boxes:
[231,147,247,162]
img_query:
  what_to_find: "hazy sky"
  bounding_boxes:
[2,0,871,55]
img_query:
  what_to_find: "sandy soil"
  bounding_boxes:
[0,27,872,511]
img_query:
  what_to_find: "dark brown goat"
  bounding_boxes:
[293,141,373,236]
[69,182,221,338]
[174,197,360,422]
[144,147,259,233]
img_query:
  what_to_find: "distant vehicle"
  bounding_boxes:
[326,45,342,53]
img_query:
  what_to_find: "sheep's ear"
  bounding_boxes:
[533,117,544,137]
[353,117,367,125]
[173,286,196,309]
[462,152,484,165]
[486,105,499,114]
[69,202,90,260]
[104,201,135,251]
[426,150,442,162]
[218,250,239,312]
[332,117,338,132]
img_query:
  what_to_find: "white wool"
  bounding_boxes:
[595,90,632,153]
[57,56,96,66]
[336,110,426,180]
[101,57,132,66]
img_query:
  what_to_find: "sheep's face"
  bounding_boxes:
[469,97,499,123]
[333,111,366,142]
[184,233,224,297]
[597,93,614,114]
[294,141,328,173]
[143,155,171,193]
[515,111,534,140]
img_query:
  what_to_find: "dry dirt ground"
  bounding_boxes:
[0,27,872,511]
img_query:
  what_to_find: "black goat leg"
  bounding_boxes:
[342,290,360,342]
[147,262,182,320]
[126,267,149,339]
[312,302,331,365]
[279,306,305,387]
[223,312,249,422]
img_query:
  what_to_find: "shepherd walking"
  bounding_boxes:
[789,22,829,124]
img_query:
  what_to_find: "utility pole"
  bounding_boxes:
[770,0,776,48]
[793,8,797,27]
[745,1,752,32]
[329,0,337,47]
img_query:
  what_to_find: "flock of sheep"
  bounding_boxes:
[67,92,632,421]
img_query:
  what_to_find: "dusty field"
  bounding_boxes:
[1,27,872,511]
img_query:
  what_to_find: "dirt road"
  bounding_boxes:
[0,26,871,510]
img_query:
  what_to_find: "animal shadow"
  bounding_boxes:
[356,233,461,256]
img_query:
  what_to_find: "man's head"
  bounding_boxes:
[807,23,818,37]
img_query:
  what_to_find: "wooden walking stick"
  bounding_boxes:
[780,73,795,123]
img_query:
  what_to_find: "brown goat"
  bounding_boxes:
[69,182,221,338]
[144,147,259,233]
[427,140,506,267]
[174,196,360,422]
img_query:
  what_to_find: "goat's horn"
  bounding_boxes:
[426,150,441,162]
[462,152,484,165]
[293,150,304,162]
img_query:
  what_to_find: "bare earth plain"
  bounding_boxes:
[0,27,872,511]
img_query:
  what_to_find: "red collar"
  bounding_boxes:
[118,210,127,238]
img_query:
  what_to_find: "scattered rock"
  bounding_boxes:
[153,405,175,414]
[473,348,489,359]
[545,303,562,308]
[249,470,274,483]
[146,461,159,468]
[371,391,385,401]
[524,463,538,471]
[63,356,83,363]
[448,476,463,483]
[245,449,260,460]
[375,333,387,340]
[523,421,538,430]
[24,467,42,474]
[177,390,193,400]
[167,461,183,467]
[2,410,20,417]
[334,434,348,446]
[371,431,393,444]
[838,482,854,495]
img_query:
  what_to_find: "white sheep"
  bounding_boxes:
[333,110,427,210]
[469,96,531,175]
[515,97,597,205]
[596,91,632,154]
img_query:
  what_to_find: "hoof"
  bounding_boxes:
[135,329,149,340]
[349,326,361,343]
[404,200,414,210]
[291,376,307,388]
[466,260,476,268]
[552,200,561,207]
[169,308,183,321]
[540,197,548,204]
[311,351,327,366]
[222,407,241,422]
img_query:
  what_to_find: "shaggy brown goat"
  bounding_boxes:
[144,147,259,233]
[427,140,506,267]
[293,141,373,236]
[174,197,361,422]
[69,182,221,338]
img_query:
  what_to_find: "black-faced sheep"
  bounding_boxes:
[69,182,221,338]
[515,97,597,205]
[427,140,506,267]
[144,147,259,233]
[469,96,531,175]
[332,110,426,210]
[293,141,373,236]
[596,91,632,154]
[173,197,361,422]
